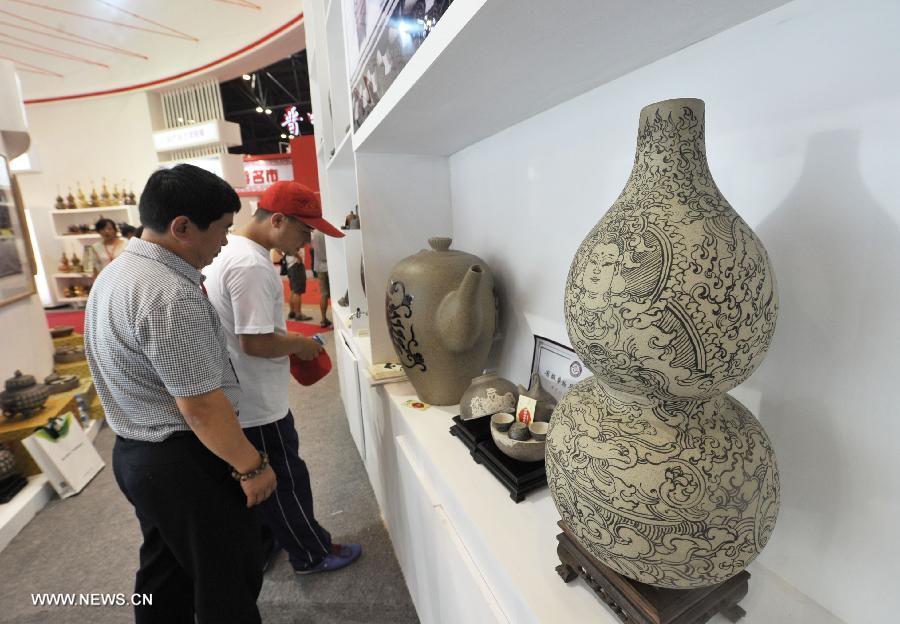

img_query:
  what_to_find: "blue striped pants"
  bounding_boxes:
[244,411,332,570]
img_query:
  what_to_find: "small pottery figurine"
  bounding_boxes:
[516,372,557,422]
[459,373,518,420]
[70,253,83,273]
[65,188,76,210]
[1,371,50,419]
[89,185,100,207]
[55,344,86,363]
[76,183,88,208]
[63,285,75,298]
[112,184,121,205]
[58,253,71,272]
[44,373,80,394]
[72,284,86,297]
[100,178,111,206]
[386,237,497,405]
[0,442,17,480]
[126,190,136,205]
[54,194,66,210]
[49,325,74,338]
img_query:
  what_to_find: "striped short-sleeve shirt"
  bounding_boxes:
[84,238,240,442]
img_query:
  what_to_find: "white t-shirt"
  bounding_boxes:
[203,234,289,428]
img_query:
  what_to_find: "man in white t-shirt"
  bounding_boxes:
[204,181,361,575]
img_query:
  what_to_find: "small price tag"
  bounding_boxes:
[515,395,537,426]
[403,399,430,411]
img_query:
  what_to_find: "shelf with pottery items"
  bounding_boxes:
[51,204,135,234]
[53,272,92,279]
[51,205,132,215]
[350,0,789,155]
[0,393,78,478]
[337,364,843,624]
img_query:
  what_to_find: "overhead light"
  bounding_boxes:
[265,108,272,115]
[242,74,251,81]
[255,106,263,113]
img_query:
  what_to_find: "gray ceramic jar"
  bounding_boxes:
[386,237,496,405]
[459,373,517,420]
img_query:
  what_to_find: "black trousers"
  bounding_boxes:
[244,411,332,570]
[113,433,263,624]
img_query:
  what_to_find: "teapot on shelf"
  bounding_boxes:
[386,237,497,406]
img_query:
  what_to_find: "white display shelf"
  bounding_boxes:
[51,205,131,215]
[55,234,100,241]
[352,0,789,155]
[57,296,88,303]
[334,323,843,624]
[0,475,54,555]
[326,131,353,171]
[324,0,353,148]
[53,272,91,279]
[385,381,841,624]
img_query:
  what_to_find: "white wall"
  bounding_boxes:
[0,79,54,382]
[449,0,899,621]
[16,93,160,302]
[0,295,55,381]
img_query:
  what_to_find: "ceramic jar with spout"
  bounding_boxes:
[386,237,496,405]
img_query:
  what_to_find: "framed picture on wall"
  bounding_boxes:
[0,155,37,308]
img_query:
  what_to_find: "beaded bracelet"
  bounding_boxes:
[230,452,270,482]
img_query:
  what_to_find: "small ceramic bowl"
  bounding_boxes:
[491,412,515,432]
[529,421,549,441]
[508,421,531,441]
[490,425,545,463]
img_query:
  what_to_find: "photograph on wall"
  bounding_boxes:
[0,156,37,307]
[345,0,455,130]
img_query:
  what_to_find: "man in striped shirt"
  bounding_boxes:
[84,164,275,624]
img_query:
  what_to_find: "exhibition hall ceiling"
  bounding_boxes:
[0,0,305,103]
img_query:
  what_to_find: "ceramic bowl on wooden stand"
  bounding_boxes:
[490,415,546,463]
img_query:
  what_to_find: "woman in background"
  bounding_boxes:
[84,217,127,275]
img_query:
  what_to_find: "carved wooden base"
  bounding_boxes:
[555,521,749,624]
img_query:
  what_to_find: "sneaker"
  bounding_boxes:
[294,543,361,576]
[320,319,333,328]
[296,313,313,321]
[287,312,297,320]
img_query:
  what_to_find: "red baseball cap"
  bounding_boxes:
[258,181,345,238]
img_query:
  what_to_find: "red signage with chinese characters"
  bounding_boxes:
[237,154,294,195]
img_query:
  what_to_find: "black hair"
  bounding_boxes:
[95,218,117,233]
[139,164,241,233]
[119,223,136,238]
[134,225,144,239]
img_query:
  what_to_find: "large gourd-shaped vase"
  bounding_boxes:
[546,98,780,589]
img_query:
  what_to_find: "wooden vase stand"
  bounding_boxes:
[555,520,749,624]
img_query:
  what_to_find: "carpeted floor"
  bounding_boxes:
[0,332,419,624]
